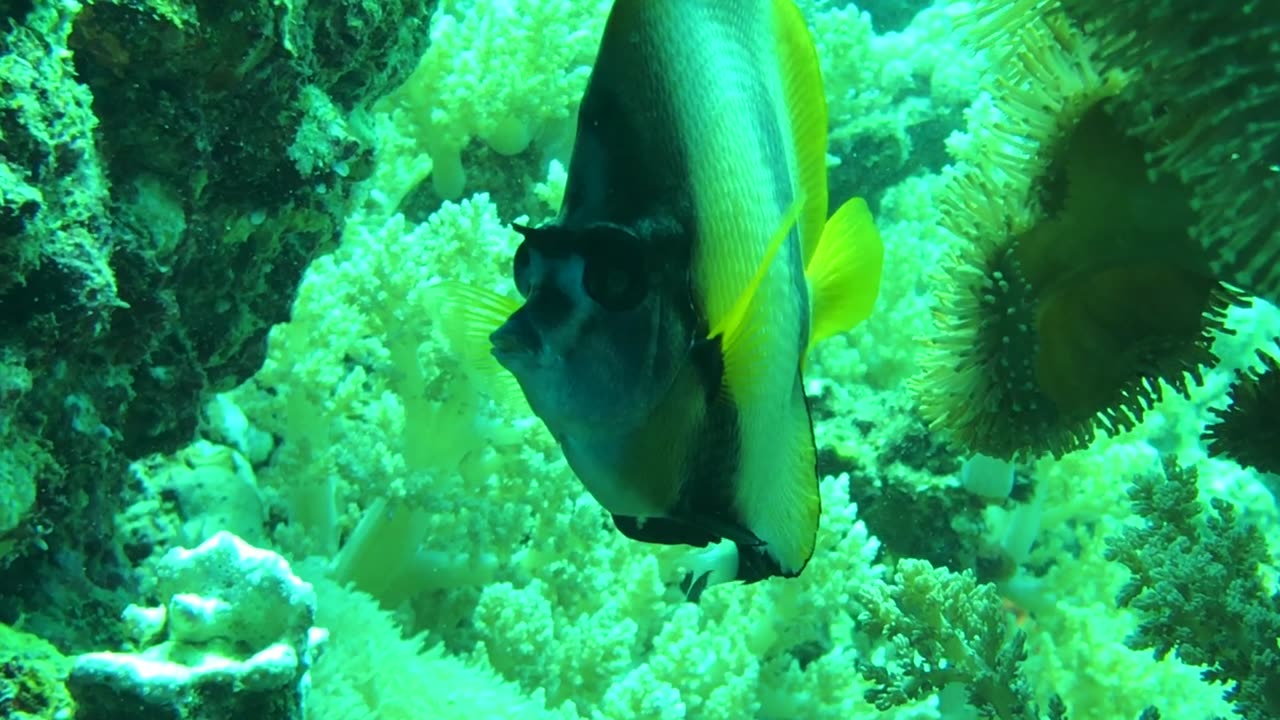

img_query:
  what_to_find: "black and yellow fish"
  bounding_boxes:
[440,0,883,583]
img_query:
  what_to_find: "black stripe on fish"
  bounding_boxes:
[610,332,787,583]
[561,66,693,239]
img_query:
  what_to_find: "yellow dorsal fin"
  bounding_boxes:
[428,281,527,410]
[771,0,829,267]
[804,196,884,358]
[708,197,804,393]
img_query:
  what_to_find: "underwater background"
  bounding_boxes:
[1,0,1277,718]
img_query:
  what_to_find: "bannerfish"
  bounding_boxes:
[438,0,884,584]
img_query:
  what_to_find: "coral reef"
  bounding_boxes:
[304,567,577,720]
[812,2,981,211]
[856,558,1037,718]
[1,0,121,587]
[117,439,267,575]
[0,1,1276,719]
[372,0,611,203]
[0,623,73,720]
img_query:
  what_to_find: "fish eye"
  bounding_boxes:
[582,235,646,311]
[513,242,532,297]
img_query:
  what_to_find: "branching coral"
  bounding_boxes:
[1105,458,1280,720]
[1008,435,1238,720]
[854,558,1038,719]
[467,474,901,720]
[372,0,611,203]
[305,569,578,720]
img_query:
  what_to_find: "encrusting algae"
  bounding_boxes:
[917,3,1264,460]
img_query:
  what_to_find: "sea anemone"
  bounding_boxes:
[1054,0,1280,308]
[917,9,1245,460]
[1204,340,1280,476]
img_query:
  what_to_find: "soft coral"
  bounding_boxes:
[1105,457,1280,720]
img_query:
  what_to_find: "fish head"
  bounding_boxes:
[491,220,693,436]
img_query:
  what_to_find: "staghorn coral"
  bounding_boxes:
[1204,339,1280,476]
[916,7,1247,460]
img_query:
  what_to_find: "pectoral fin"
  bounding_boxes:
[804,196,884,357]
[428,280,527,410]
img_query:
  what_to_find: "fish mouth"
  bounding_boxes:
[489,344,523,368]
[489,328,536,369]
[490,329,521,354]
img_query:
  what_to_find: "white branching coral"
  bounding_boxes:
[371,0,611,203]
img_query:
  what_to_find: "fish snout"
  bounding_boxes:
[490,314,541,367]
